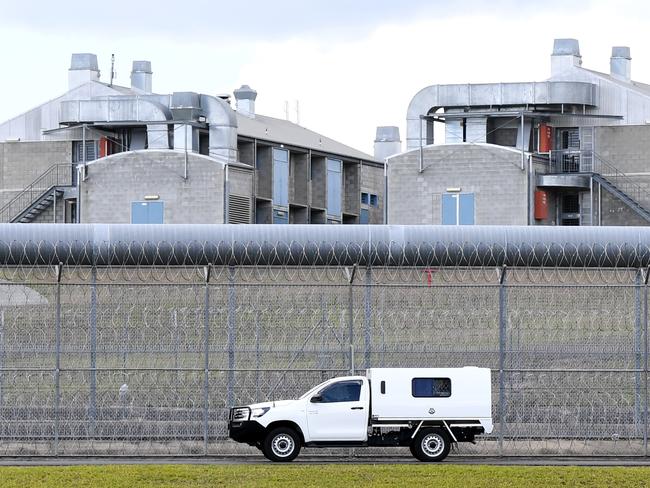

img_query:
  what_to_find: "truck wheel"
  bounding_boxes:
[411,428,450,462]
[262,427,301,462]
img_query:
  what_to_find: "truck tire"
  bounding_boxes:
[411,428,450,462]
[262,427,301,462]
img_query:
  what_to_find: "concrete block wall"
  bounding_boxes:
[343,162,360,216]
[595,125,650,174]
[387,144,527,225]
[80,150,225,224]
[361,163,385,224]
[0,141,72,207]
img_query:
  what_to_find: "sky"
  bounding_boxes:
[1,0,649,155]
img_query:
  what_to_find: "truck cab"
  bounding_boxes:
[229,368,492,462]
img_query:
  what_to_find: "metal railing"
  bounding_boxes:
[0,164,73,223]
[549,150,649,209]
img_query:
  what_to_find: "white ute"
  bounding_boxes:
[228,367,492,462]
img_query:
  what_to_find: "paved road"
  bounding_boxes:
[1,456,650,466]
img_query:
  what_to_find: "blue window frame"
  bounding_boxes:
[361,192,370,205]
[441,192,474,225]
[131,201,164,224]
[272,148,289,207]
[326,158,342,217]
[369,194,378,207]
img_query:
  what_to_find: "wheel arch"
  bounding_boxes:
[265,420,306,444]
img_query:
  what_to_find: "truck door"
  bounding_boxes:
[306,379,368,441]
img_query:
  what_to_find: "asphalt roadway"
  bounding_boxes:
[1,456,650,466]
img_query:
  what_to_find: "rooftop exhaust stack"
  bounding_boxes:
[131,61,153,93]
[68,53,100,90]
[374,126,401,160]
[610,46,631,82]
[234,85,257,118]
[550,38,582,77]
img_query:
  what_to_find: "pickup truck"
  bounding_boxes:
[228,367,492,462]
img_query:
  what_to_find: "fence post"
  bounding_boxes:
[364,266,372,370]
[54,263,62,456]
[346,265,357,375]
[89,265,97,438]
[498,265,507,457]
[203,264,211,455]
[643,268,650,456]
[636,269,643,435]
[227,266,236,408]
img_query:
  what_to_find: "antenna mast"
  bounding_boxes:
[109,54,115,86]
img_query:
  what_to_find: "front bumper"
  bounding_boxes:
[228,419,266,445]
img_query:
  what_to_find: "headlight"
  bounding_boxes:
[251,407,270,418]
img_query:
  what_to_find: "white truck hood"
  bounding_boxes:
[247,400,296,410]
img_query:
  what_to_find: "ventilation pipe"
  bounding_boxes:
[550,38,582,77]
[200,94,238,162]
[131,60,153,93]
[233,85,257,118]
[610,46,631,82]
[68,53,100,90]
[374,126,401,160]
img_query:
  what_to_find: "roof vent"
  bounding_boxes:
[131,60,153,93]
[374,126,401,160]
[68,53,100,90]
[610,46,631,82]
[550,39,582,77]
[234,85,257,118]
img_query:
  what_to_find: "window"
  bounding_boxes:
[361,192,370,205]
[326,158,342,217]
[369,194,378,207]
[412,378,451,398]
[441,193,474,225]
[131,201,164,224]
[318,380,362,403]
[272,148,289,207]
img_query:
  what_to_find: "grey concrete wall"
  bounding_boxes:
[290,152,309,206]
[311,157,326,209]
[0,141,72,207]
[388,144,527,225]
[361,163,385,224]
[595,125,650,173]
[343,162,360,216]
[80,150,225,224]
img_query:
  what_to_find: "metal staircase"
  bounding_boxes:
[0,164,73,223]
[549,149,650,224]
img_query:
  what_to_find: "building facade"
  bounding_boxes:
[386,38,650,226]
[0,54,384,225]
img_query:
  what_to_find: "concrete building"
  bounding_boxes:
[0,54,384,225]
[385,39,650,226]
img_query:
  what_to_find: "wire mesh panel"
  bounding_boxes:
[0,260,648,456]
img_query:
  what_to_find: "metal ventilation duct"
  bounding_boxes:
[0,224,649,268]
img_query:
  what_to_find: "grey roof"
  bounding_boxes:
[581,67,650,97]
[236,113,380,163]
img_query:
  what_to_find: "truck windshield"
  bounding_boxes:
[298,379,332,400]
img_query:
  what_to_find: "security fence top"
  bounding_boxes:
[1,223,650,268]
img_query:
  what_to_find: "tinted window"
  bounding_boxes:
[318,381,362,403]
[412,378,451,398]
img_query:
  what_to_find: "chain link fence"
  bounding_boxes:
[0,260,646,457]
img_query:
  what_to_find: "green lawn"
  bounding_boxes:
[0,464,649,488]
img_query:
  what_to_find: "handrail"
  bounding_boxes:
[0,163,72,223]
[549,149,649,211]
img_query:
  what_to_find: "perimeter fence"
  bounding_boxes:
[0,225,649,457]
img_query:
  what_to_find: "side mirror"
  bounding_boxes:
[310,395,322,403]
